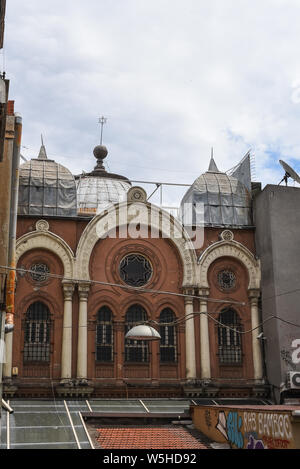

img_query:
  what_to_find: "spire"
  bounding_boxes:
[38,135,48,160]
[207,147,219,172]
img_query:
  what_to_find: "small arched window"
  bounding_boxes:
[24,302,51,362]
[96,306,113,362]
[218,309,242,365]
[125,305,149,363]
[159,308,177,363]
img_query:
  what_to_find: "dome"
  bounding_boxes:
[76,145,131,215]
[180,157,252,228]
[76,177,131,214]
[18,143,77,217]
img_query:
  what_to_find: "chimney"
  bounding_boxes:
[7,100,14,116]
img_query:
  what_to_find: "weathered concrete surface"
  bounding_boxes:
[254,185,300,402]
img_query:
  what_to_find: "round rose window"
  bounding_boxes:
[119,254,152,287]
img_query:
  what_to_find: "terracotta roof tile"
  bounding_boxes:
[96,426,208,449]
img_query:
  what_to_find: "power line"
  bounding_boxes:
[0,265,245,306]
[1,265,300,335]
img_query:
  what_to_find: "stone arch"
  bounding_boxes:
[16,231,75,279]
[198,240,260,290]
[75,202,197,287]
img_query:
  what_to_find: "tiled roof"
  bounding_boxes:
[96,426,208,449]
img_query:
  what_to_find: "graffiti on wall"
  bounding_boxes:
[216,411,244,449]
[214,409,294,449]
[243,411,293,449]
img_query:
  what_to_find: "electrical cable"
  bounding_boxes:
[1,265,300,335]
[0,265,246,306]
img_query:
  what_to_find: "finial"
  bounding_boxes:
[98,116,107,145]
[208,147,219,173]
[93,145,108,172]
[38,134,48,160]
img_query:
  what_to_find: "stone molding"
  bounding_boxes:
[198,240,261,290]
[62,282,75,301]
[75,202,197,287]
[16,231,75,279]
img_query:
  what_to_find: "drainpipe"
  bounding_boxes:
[3,113,22,380]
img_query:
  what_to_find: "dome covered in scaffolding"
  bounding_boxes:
[75,145,131,215]
[180,156,252,228]
[18,142,77,217]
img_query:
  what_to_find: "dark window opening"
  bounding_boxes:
[24,301,50,362]
[96,306,113,362]
[159,308,177,363]
[218,309,242,365]
[125,304,149,363]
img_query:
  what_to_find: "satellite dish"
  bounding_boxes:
[279,160,300,186]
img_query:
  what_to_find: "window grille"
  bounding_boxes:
[24,302,50,362]
[218,309,242,365]
[217,270,236,290]
[96,306,113,362]
[120,254,152,287]
[159,308,177,363]
[30,263,50,282]
[125,304,149,363]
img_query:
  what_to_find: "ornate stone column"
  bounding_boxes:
[77,283,91,381]
[199,288,211,380]
[61,282,75,382]
[184,288,196,380]
[249,289,264,381]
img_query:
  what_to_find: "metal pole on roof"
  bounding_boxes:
[98,116,107,145]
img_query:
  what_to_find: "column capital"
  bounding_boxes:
[62,282,75,300]
[198,287,210,298]
[78,282,91,300]
[183,286,196,301]
[248,288,260,302]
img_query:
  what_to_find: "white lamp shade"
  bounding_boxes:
[125,325,161,341]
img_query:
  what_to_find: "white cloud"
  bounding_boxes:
[4,0,300,204]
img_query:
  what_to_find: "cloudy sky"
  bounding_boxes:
[3,0,300,205]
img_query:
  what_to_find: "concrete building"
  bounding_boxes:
[254,184,300,403]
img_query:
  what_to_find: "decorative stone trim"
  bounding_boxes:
[16,231,75,279]
[78,282,91,300]
[198,240,261,290]
[35,220,50,232]
[75,202,197,287]
[127,186,147,203]
[62,282,75,301]
[220,230,234,241]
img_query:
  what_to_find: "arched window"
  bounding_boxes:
[96,306,113,362]
[24,302,51,362]
[125,305,149,363]
[159,308,177,363]
[218,309,242,365]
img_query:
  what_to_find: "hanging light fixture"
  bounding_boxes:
[125,324,161,341]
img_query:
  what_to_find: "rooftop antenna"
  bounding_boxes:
[98,116,107,145]
[279,160,300,186]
